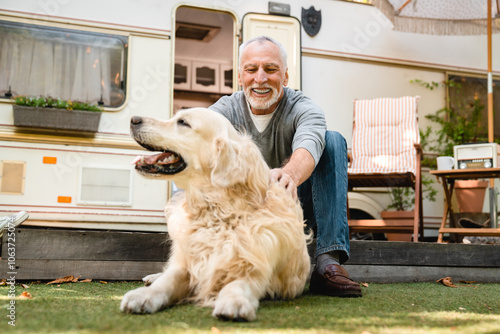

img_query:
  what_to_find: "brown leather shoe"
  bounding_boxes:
[309,264,362,297]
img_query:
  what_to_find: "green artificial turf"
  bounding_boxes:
[1,281,499,333]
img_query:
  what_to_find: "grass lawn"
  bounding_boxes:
[1,281,499,334]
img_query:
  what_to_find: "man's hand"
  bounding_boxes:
[269,148,316,200]
[270,168,298,200]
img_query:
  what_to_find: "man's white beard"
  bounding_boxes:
[245,85,281,111]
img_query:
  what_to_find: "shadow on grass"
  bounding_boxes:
[1,282,499,334]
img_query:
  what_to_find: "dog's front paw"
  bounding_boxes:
[212,293,258,322]
[142,273,162,286]
[120,286,169,314]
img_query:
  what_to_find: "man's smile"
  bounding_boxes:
[251,88,272,95]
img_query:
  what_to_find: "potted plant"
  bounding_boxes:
[414,78,491,213]
[382,176,437,241]
[12,95,103,133]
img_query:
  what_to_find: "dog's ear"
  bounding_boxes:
[210,135,269,197]
[210,136,245,187]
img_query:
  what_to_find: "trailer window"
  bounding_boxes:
[0,20,127,108]
[448,74,500,140]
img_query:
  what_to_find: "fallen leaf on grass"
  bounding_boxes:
[18,291,32,299]
[0,279,6,285]
[100,281,108,284]
[361,282,369,288]
[21,283,29,289]
[79,279,92,283]
[46,275,81,285]
[484,303,493,311]
[436,277,457,288]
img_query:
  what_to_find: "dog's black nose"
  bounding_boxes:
[131,116,142,125]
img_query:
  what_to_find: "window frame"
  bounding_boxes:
[0,16,129,111]
[446,72,500,141]
[78,164,134,207]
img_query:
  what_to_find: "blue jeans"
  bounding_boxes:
[297,131,350,264]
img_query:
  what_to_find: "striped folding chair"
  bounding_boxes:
[348,96,423,242]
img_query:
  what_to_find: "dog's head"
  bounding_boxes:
[130,108,269,190]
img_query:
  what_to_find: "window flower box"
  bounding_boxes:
[12,96,102,133]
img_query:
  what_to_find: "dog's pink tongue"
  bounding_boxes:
[131,154,160,165]
[131,153,179,166]
[144,154,161,165]
[146,152,179,165]
[131,155,143,165]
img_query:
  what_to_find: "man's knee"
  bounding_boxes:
[325,131,347,153]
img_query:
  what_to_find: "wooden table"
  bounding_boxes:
[430,168,500,243]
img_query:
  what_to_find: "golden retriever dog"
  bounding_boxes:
[120,108,311,321]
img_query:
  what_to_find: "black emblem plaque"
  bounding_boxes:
[302,6,322,37]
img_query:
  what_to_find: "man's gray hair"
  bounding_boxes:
[238,36,288,69]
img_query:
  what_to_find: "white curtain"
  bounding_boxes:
[0,28,114,106]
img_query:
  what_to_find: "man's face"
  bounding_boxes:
[238,41,289,115]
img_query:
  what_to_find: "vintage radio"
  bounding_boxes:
[454,143,500,169]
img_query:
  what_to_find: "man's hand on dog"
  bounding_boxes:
[270,168,298,200]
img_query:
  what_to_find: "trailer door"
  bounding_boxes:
[242,13,302,91]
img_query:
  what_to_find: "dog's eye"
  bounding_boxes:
[177,119,191,128]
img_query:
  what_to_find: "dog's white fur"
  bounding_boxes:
[121,108,311,321]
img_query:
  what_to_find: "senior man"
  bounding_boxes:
[209,36,361,297]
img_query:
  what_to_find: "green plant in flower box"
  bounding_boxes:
[14,95,103,112]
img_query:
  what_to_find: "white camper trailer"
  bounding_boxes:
[0,0,499,236]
